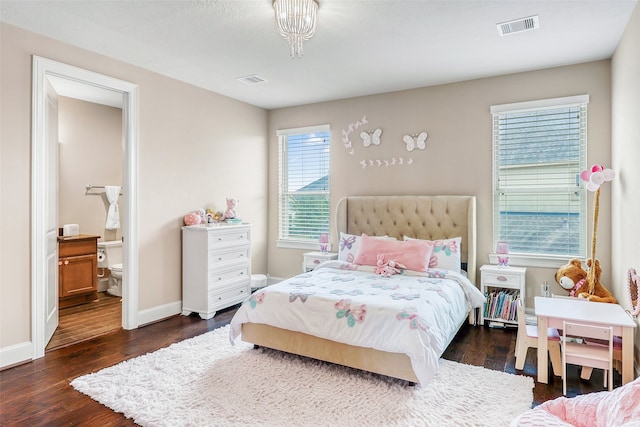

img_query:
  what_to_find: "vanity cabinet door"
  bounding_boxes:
[59,254,98,298]
[58,235,99,308]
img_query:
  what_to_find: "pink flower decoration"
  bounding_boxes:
[580,164,614,192]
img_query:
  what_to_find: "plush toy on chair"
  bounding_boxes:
[555,258,617,304]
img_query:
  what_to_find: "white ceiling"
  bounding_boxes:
[1,0,637,110]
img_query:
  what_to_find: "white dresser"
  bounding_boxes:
[181,223,251,319]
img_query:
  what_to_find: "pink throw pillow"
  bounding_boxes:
[353,234,433,272]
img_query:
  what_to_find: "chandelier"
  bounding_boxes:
[273,0,319,58]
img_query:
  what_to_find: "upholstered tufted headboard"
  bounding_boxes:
[335,195,477,284]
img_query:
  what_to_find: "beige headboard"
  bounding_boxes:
[335,195,477,284]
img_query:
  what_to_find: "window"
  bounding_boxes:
[491,95,588,266]
[277,125,331,248]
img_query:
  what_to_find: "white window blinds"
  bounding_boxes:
[278,125,331,243]
[491,96,588,258]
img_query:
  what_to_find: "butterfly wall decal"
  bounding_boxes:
[360,128,382,147]
[403,131,428,152]
[334,299,367,327]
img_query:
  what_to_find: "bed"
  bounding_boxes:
[230,195,484,385]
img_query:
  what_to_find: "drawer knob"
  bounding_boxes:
[497,275,507,281]
[218,257,222,261]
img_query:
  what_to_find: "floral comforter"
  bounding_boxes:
[230,260,485,384]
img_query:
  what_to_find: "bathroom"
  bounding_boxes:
[49,93,124,350]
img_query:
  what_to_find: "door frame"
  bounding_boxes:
[31,56,140,358]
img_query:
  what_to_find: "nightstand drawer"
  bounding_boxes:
[303,251,338,272]
[482,272,522,288]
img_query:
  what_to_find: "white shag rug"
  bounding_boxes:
[71,325,533,427]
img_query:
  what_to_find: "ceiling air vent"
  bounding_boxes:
[236,74,268,85]
[497,15,539,36]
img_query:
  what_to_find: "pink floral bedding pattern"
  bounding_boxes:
[230,260,485,385]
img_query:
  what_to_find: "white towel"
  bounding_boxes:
[105,185,121,230]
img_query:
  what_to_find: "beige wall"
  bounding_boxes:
[2,6,638,368]
[58,97,123,242]
[0,23,268,355]
[612,3,640,361]
[268,60,613,308]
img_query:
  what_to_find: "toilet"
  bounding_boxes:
[97,240,123,297]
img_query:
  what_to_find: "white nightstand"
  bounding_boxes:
[303,251,338,272]
[479,264,526,326]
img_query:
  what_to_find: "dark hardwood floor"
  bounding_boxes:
[47,292,122,351]
[1,306,611,426]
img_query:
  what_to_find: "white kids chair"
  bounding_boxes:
[562,321,614,396]
[514,298,562,376]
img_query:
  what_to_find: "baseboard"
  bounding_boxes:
[137,300,182,327]
[0,341,33,370]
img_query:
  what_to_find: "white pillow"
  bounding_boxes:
[404,236,462,273]
[338,232,394,263]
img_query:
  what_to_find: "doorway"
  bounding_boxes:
[31,56,139,359]
[46,95,125,351]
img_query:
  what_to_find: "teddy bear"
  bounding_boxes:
[555,258,617,304]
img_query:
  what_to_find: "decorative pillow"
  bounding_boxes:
[404,236,462,273]
[338,233,393,263]
[353,234,433,272]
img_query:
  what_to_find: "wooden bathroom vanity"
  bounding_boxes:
[58,234,100,308]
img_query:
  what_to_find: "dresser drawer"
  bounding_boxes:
[208,265,249,288]
[482,271,522,288]
[207,229,249,249]
[208,246,249,266]
[208,282,250,308]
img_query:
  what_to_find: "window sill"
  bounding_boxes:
[488,253,583,269]
[276,239,333,252]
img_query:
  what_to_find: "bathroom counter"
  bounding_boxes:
[58,234,101,308]
[58,233,101,242]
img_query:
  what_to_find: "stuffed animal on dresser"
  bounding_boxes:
[555,258,617,304]
[224,198,239,219]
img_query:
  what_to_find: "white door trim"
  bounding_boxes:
[31,56,140,358]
